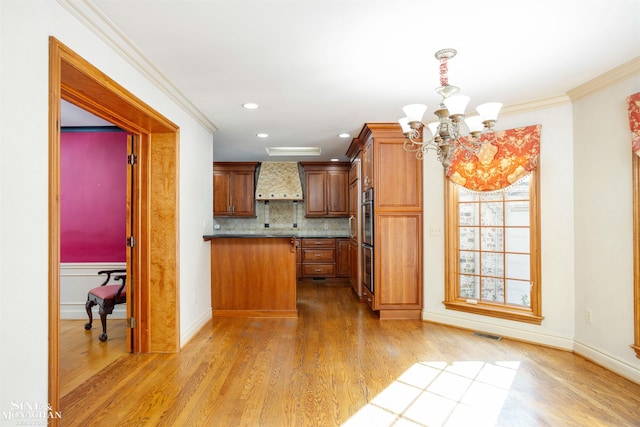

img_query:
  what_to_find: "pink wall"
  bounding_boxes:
[60,131,127,262]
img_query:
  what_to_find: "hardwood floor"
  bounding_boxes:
[60,318,128,397]
[60,281,640,426]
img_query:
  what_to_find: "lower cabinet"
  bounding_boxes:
[301,238,336,278]
[298,238,351,279]
[336,238,351,278]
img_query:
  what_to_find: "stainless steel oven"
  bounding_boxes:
[362,188,373,246]
[362,188,374,294]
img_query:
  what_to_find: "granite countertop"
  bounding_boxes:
[203,234,351,240]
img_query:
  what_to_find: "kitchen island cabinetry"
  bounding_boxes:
[300,162,349,217]
[213,162,258,217]
[208,236,297,317]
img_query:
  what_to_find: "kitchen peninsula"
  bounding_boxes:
[205,235,298,318]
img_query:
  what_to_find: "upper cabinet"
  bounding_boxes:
[213,162,258,217]
[359,124,422,211]
[300,162,350,218]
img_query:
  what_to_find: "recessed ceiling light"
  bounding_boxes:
[257,133,269,138]
[242,103,259,110]
[338,133,350,138]
[330,158,340,162]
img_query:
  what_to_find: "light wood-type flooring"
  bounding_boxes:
[60,281,640,426]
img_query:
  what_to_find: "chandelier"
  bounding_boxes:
[399,48,502,167]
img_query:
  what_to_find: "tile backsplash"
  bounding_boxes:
[212,200,350,236]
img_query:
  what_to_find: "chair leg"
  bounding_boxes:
[98,304,115,342]
[84,299,96,330]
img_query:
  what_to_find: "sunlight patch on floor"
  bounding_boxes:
[342,360,519,427]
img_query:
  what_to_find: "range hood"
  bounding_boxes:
[255,162,304,201]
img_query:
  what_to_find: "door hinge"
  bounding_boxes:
[127,317,137,328]
[126,236,136,247]
[127,153,137,165]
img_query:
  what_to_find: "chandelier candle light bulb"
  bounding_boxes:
[399,48,502,167]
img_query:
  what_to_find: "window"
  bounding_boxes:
[444,172,543,324]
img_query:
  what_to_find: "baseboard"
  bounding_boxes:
[573,340,640,385]
[422,310,574,350]
[424,310,640,385]
[180,309,213,348]
[60,304,126,320]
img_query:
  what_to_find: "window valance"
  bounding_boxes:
[628,92,640,155]
[446,124,541,192]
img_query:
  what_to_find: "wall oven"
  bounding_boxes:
[362,188,374,294]
[362,188,373,246]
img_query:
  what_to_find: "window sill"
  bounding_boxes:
[443,300,544,325]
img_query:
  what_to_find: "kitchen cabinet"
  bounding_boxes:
[300,162,349,217]
[336,238,351,277]
[347,159,361,297]
[301,238,336,277]
[213,162,258,217]
[349,239,358,294]
[347,123,423,319]
[296,245,302,279]
[361,141,373,192]
[209,236,297,318]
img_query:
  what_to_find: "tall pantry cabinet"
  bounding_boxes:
[347,123,423,319]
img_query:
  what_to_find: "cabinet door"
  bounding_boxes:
[362,142,374,191]
[213,171,231,216]
[349,240,359,295]
[305,170,328,217]
[336,239,350,277]
[326,169,348,216]
[229,170,256,216]
[213,163,258,217]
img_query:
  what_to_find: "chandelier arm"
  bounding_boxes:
[401,48,501,167]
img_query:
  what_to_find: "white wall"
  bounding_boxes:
[0,1,213,422]
[572,74,640,381]
[423,101,577,350]
[423,68,640,385]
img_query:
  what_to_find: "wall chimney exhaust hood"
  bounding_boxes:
[255,162,304,201]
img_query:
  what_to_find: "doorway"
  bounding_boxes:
[58,120,132,395]
[49,37,181,419]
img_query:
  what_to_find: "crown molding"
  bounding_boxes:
[501,95,572,116]
[567,56,640,101]
[56,0,217,133]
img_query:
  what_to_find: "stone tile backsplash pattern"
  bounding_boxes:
[213,200,350,237]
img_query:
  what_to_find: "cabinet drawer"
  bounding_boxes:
[302,238,335,248]
[302,248,336,263]
[302,264,336,277]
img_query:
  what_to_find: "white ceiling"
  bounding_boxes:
[66,0,639,161]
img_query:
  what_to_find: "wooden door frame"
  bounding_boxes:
[49,37,180,418]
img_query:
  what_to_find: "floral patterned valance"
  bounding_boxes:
[628,92,640,156]
[446,124,541,192]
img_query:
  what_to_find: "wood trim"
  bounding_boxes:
[633,155,640,358]
[48,37,62,425]
[148,132,180,352]
[49,37,181,416]
[443,172,543,325]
